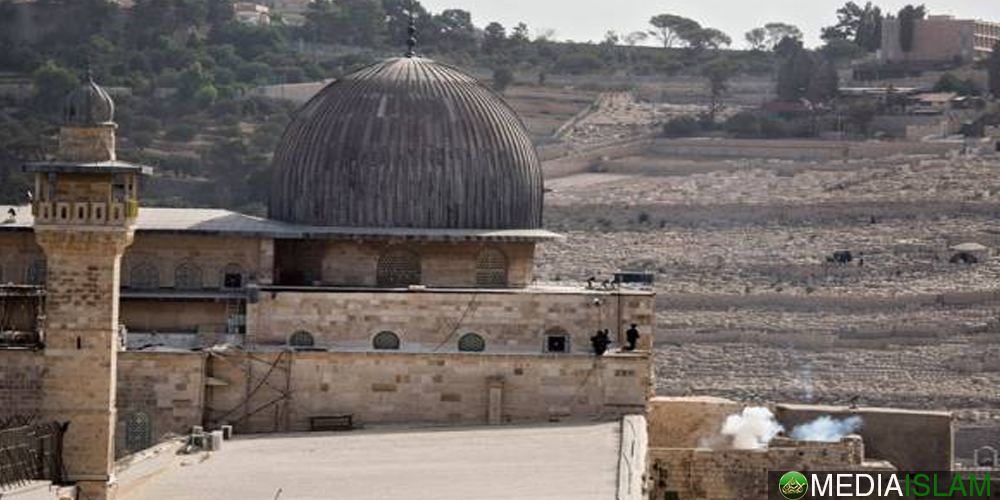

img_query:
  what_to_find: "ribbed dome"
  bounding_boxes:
[64,76,114,126]
[269,57,543,230]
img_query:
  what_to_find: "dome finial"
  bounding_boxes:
[405,0,417,58]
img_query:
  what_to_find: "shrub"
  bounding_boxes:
[165,124,199,142]
[662,115,701,137]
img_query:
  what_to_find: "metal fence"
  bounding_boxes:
[0,419,66,490]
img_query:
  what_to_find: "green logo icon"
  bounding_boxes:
[779,471,808,500]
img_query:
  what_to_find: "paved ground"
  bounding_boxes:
[118,423,621,500]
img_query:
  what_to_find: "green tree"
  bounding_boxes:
[847,100,878,136]
[382,0,430,51]
[807,60,840,104]
[649,14,701,49]
[822,2,883,52]
[207,0,234,31]
[482,22,507,56]
[764,23,802,48]
[32,60,79,114]
[897,4,927,53]
[492,67,514,93]
[745,28,767,51]
[820,38,867,62]
[689,28,731,51]
[933,73,981,97]
[701,58,740,121]
[433,9,476,54]
[775,38,815,102]
[988,41,1000,97]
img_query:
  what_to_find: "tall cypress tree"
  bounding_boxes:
[989,42,1000,98]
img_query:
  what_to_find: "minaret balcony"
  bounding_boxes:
[32,199,136,227]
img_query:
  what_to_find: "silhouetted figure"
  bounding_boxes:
[587,276,596,289]
[6,208,15,219]
[625,324,640,351]
[591,330,611,356]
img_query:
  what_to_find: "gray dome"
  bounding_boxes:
[64,76,114,126]
[269,57,543,230]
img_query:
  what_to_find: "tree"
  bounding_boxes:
[32,60,79,114]
[482,22,507,56]
[775,38,816,102]
[847,100,878,136]
[897,4,927,53]
[649,14,701,49]
[207,0,234,31]
[382,0,429,51]
[989,41,1000,97]
[433,9,476,54]
[822,2,883,52]
[764,23,802,48]
[492,67,514,93]
[820,38,867,62]
[689,28,731,51]
[701,58,740,121]
[933,73,981,97]
[807,60,840,104]
[745,28,767,51]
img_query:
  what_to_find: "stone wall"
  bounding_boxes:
[275,240,536,288]
[774,403,954,471]
[121,300,229,335]
[647,138,959,161]
[205,350,651,433]
[247,289,655,353]
[123,234,262,289]
[0,350,44,417]
[648,436,888,500]
[647,396,743,448]
[116,351,207,454]
[618,415,649,500]
[0,232,45,284]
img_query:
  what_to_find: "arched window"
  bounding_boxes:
[222,263,244,290]
[372,330,401,350]
[376,249,421,287]
[288,330,315,348]
[130,263,159,290]
[175,263,203,290]
[26,259,47,286]
[475,248,508,287]
[457,332,486,352]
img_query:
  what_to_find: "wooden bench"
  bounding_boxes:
[309,415,354,432]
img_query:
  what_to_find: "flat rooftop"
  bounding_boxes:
[0,205,561,242]
[117,423,621,500]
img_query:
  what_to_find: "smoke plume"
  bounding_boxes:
[790,415,863,442]
[720,407,784,450]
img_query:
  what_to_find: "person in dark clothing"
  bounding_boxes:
[591,330,611,356]
[625,324,640,351]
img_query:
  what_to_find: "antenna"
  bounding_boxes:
[405,0,417,57]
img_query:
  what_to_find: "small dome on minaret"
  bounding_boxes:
[64,73,115,126]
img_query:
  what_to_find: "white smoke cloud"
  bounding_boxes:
[790,415,863,442]
[720,407,784,450]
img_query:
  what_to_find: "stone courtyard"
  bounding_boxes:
[113,423,621,500]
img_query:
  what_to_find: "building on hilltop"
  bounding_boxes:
[233,2,271,26]
[0,52,655,463]
[880,15,1000,65]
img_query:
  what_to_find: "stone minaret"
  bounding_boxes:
[25,75,149,500]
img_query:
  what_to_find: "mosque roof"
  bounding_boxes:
[269,57,544,231]
[0,205,560,242]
